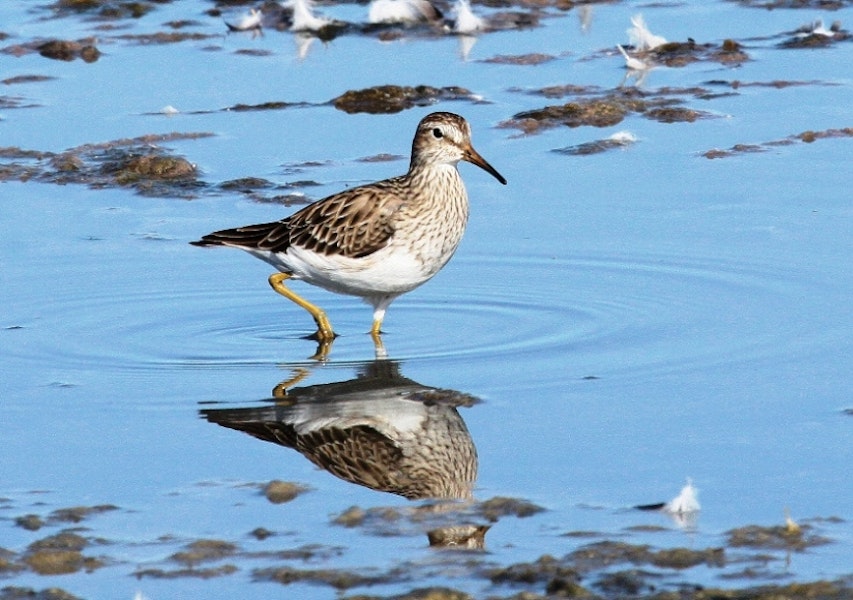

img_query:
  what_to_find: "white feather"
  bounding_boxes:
[368,0,438,24]
[664,478,700,514]
[617,44,648,70]
[226,8,262,31]
[286,0,332,31]
[628,14,666,51]
[453,0,485,34]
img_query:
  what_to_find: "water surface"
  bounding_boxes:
[1,0,851,598]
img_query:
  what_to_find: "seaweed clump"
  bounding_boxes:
[332,85,476,114]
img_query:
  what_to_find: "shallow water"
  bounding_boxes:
[1,0,852,598]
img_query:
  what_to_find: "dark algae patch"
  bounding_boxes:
[703,127,853,158]
[332,85,478,114]
[22,532,105,576]
[0,488,850,598]
[0,588,83,600]
[37,39,101,62]
[0,132,212,197]
[502,87,716,134]
[727,523,832,551]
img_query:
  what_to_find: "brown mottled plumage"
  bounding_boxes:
[201,360,478,501]
[192,112,506,346]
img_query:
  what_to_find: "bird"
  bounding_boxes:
[201,359,479,501]
[191,112,506,347]
[367,0,442,25]
[283,0,333,32]
[616,44,649,71]
[451,0,486,34]
[627,14,666,52]
[225,7,262,32]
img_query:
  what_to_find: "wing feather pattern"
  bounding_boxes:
[191,179,408,259]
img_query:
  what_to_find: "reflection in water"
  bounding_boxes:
[201,359,488,548]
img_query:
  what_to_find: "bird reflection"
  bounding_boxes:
[201,359,487,548]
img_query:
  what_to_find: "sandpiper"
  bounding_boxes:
[191,112,506,345]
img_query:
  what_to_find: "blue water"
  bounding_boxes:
[2,0,851,598]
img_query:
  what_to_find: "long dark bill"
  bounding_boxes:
[464,146,507,185]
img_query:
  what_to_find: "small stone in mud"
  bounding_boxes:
[250,527,275,540]
[263,480,306,504]
[14,514,45,531]
[109,154,196,184]
[37,40,80,61]
[427,524,490,550]
[477,496,545,521]
[333,505,366,527]
[79,45,100,62]
[37,40,100,62]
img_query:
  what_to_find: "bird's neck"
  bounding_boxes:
[406,161,467,204]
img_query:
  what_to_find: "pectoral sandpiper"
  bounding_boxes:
[191,112,506,345]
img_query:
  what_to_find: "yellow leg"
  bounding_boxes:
[268,273,335,341]
[271,367,311,400]
[370,318,383,340]
[370,318,387,358]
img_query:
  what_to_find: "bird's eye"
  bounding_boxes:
[432,128,443,139]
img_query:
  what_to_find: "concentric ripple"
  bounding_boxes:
[383,251,845,378]
[5,250,843,383]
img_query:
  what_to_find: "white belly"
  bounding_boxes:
[248,242,449,298]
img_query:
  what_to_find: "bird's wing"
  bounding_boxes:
[192,179,407,259]
[286,180,407,258]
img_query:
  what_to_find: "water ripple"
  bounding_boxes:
[5,251,842,379]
